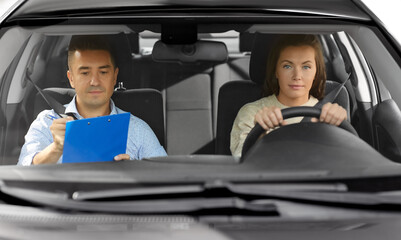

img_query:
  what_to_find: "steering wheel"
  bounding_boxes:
[241,106,358,158]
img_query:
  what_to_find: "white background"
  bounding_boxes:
[362,0,401,43]
[0,0,400,43]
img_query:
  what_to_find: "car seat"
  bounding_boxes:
[151,40,228,154]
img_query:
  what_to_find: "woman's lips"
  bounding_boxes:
[289,85,304,90]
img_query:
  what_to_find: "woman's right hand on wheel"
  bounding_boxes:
[254,106,287,131]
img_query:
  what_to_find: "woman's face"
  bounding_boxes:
[275,45,317,106]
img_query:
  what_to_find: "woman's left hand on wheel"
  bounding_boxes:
[311,102,347,126]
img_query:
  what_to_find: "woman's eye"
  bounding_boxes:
[303,66,311,69]
[283,65,291,69]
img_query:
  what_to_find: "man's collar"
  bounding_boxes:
[65,95,118,119]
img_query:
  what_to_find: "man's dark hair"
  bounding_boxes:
[68,35,116,69]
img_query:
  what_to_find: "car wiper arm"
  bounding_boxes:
[2,187,277,214]
[0,181,343,214]
[0,181,278,214]
[227,183,401,206]
[72,181,347,200]
[72,184,204,200]
[4,181,401,214]
[73,181,401,206]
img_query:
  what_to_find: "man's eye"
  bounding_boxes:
[81,72,89,76]
[100,71,108,75]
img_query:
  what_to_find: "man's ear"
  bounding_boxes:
[67,70,75,88]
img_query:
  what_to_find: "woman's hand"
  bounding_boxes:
[312,102,347,126]
[254,106,287,131]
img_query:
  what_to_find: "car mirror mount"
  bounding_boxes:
[152,40,228,64]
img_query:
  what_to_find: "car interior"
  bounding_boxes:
[2,23,401,165]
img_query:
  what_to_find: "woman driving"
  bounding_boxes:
[230,34,347,157]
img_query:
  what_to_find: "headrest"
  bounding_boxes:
[239,32,255,52]
[152,40,228,63]
[104,33,134,83]
[249,34,280,85]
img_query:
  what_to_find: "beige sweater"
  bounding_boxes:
[230,95,318,157]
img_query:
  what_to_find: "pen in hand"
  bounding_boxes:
[46,113,71,121]
[45,114,58,121]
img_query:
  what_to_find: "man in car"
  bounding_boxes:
[18,35,167,165]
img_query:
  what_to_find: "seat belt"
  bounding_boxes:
[301,72,351,122]
[26,73,77,120]
[317,72,351,108]
[23,41,77,120]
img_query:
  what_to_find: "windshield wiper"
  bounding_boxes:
[0,181,341,213]
[0,183,277,214]
[72,184,205,200]
[72,181,347,200]
[67,181,401,207]
[3,181,401,214]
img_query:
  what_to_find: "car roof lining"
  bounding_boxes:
[10,0,371,22]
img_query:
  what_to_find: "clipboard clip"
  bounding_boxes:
[87,118,113,125]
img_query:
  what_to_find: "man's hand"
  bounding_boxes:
[114,154,131,161]
[311,102,347,126]
[49,116,74,152]
[33,116,74,165]
[254,106,287,131]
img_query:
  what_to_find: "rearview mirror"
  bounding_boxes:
[152,40,228,63]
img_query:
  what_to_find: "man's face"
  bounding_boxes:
[67,50,118,111]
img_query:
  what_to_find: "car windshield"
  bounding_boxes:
[6,1,401,239]
[1,0,401,186]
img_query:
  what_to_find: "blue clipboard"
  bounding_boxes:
[62,112,130,163]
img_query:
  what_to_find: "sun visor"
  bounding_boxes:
[152,40,228,63]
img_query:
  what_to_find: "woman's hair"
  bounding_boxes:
[263,34,326,100]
